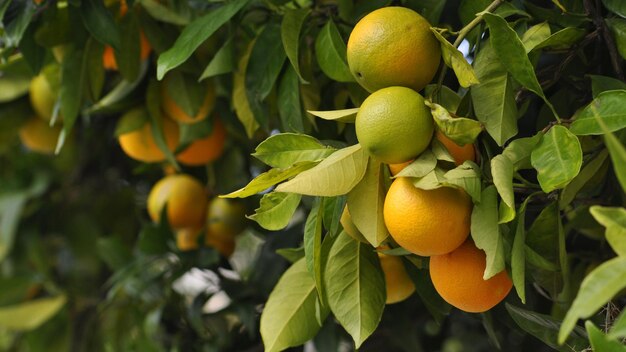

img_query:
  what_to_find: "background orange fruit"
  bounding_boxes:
[430,240,513,313]
[161,76,216,124]
[117,108,179,163]
[378,252,416,304]
[383,178,471,256]
[207,198,247,240]
[19,117,62,154]
[436,131,475,166]
[29,72,60,122]
[347,6,441,92]
[147,174,208,230]
[176,117,226,166]
[102,32,152,71]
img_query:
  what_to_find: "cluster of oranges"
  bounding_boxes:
[346,7,512,312]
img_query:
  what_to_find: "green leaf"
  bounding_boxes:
[246,21,286,104]
[304,199,324,298]
[278,66,304,133]
[156,0,250,79]
[140,0,188,26]
[0,295,66,331]
[589,75,626,98]
[430,29,479,87]
[248,192,301,231]
[589,206,626,256]
[276,247,305,263]
[281,8,310,82]
[426,101,482,145]
[586,320,626,352]
[603,0,626,18]
[521,22,551,53]
[512,197,533,304]
[606,18,626,60]
[570,90,626,135]
[114,106,148,136]
[0,59,32,103]
[83,38,105,103]
[558,256,626,343]
[253,133,335,169]
[115,13,142,82]
[59,48,85,152]
[394,150,437,178]
[260,258,329,352]
[3,0,36,47]
[222,161,318,198]
[499,202,516,224]
[199,37,235,80]
[164,71,207,119]
[560,150,609,209]
[80,0,121,50]
[470,185,505,280]
[276,144,368,196]
[531,126,582,193]
[233,42,260,138]
[146,80,179,169]
[346,159,389,247]
[502,133,543,170]
[471,42,518,146]
[603,123,626,192]
[506,303,588,351]
[442,161,482,203]
[483,13,555,117]
[491,155,515,210]
[315,20,354,82]
[412,168,448,190]
[324,232,385,348]
[609,309,626,339]
[308,108,358,123]
[532,27,586,51]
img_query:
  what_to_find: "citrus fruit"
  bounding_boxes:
[102,31,152,71]
[29,72,59,122]
[356,87,434,164]
[383,177,471,256]
[117,108,179,163]
[205,231,236,257]
[347,6,441,92]
[176,228,203,251]
[161,75,216,124]
[378,252,416,304]
[176,117,226,166]
[388,159,414,176]
[19,117,62,154]
[340,206,368,243]
[176,227,235,257]
[430,239,513,313]
[436,131,475,166]
[207,198,247,240]
[147,174,208,230]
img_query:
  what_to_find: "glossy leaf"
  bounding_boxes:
[308,108,358,123]
[589,75,626,98]
[426,101,483,145]
[277,66,304,133]
[304,199,324,298]
[589,206,626,256]
[324,232,385,348]
[530,126,582,193]
[491,154,515,209]
[442,161,482,203]
[570,90,626,135]
[502,133,543,170]
[315,20,353,82]
[603,0,626,18]
[394,150,437,178]
[253,133,336,169]
[199,38,234,80]
[606,18,626,59]
[586,320,626,351]
[233,42,260,137]
[430,29,479,87]
[260,259,328,352]
[470,185,505,279]
[0,295,66,331]
[560,150,609,209]
[140,0,188,26]
[521,22,551,53]
[249,192,301,231]
[281,8,310,82]
[80,0,121,50]
[532,27,586,51]
[512,197,532,303]
[276,144,368,196]
[222,161,318,198]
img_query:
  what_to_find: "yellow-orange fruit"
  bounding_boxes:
[379,253,416,304]
[161,75,216,124]
[388,159,414,176]
[436,131,475,166]
[102,31,152,70]
[430,240,513,313]
[117,108,179,163]
[176,117,226,166]
[19,117,62,154]
[205,231,236,257]
[147,174,207,230]
[176,228,203,251]
[347,7,441,92]
[207,198,247,240]
[29,73,60,122]
[340,206,368,243]
[383,177,471,256]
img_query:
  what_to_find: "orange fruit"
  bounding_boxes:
[356,87,434,164]
[176,228,203,251]
[430,240,513,313]
[117,108,179,163]
[383,177,471,256]
[205,231,236,257]
[340,206,368,243]
[161,75,216,124]
[29,72,60,122]
[207,198,247,240]
[436,131,475,166]
[347,7,441,93]
[388,159,414,176]
[378,252,416,304]
[176,117,226,166]
[102,31,152,71]
[19,117,62,154]
[147,174,208,230]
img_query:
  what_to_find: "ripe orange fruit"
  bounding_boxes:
[340,206,368,243]
[29,72,60,122]
[19,117,62,154]
[207,198,247,240]
[436,131,475,166]
[176,228,203,251]
[347,7,441,93]
[161,75,216,124]
[383,177,471,256]
[205,231,236,257]
[430,240,513,313]
[147,174,208,230]
[176,117,226,166]
[378,252,416,304]
[388,159,414,176]
[102,31,152,71]
[356,87,434,164]
[117,108,179,163]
